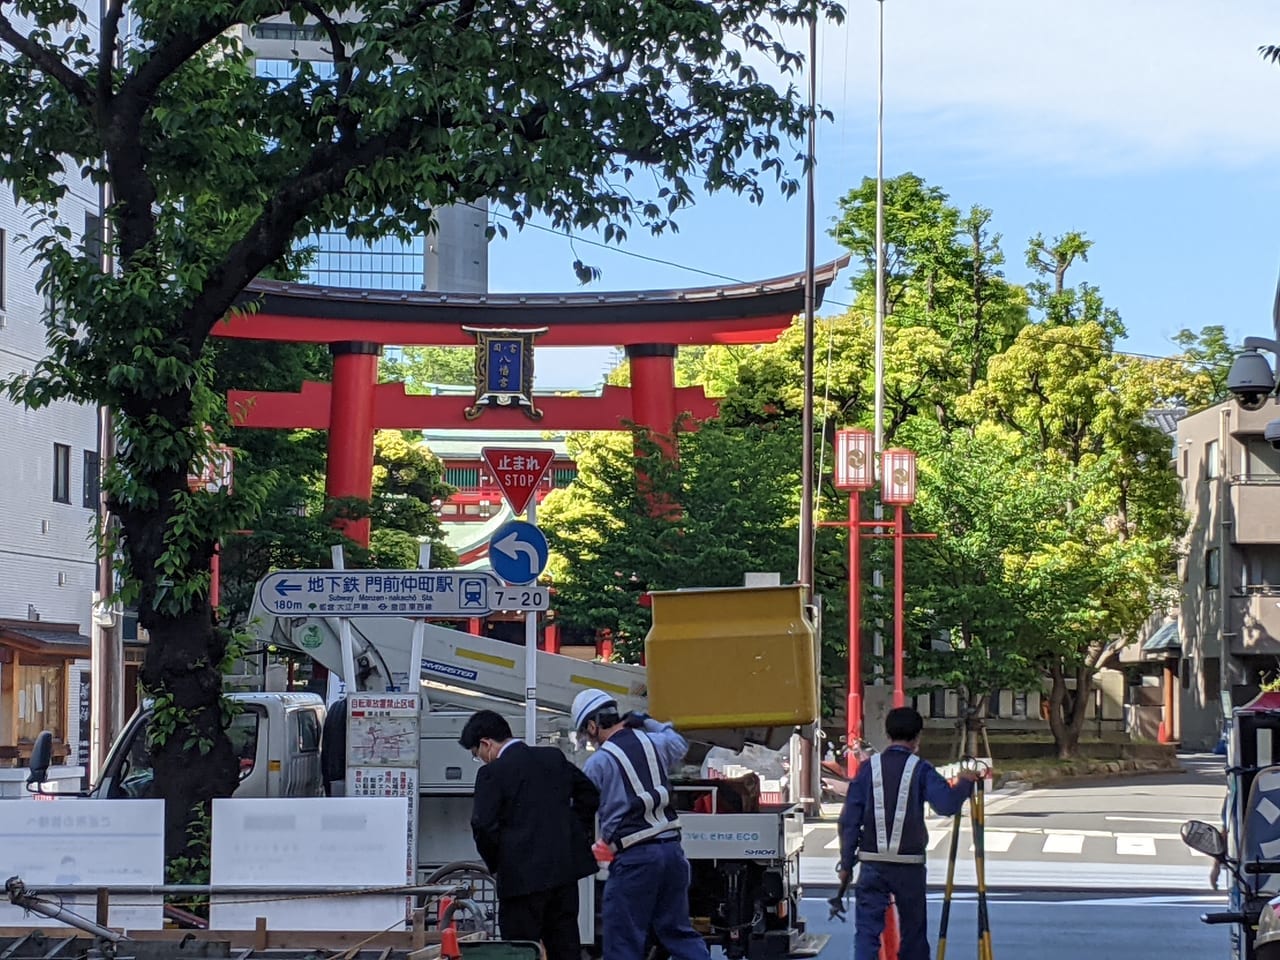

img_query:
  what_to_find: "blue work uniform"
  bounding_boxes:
[838,746,973,960]
[583,720,710,960]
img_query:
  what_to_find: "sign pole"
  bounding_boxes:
[525,498,538,742]
[331,544,359,698]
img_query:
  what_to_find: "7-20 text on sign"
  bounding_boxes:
[491,585,550,612]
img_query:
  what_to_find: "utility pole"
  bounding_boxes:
[794,0,819,815]
[90,184,122,780]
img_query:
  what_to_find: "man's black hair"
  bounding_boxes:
[459,709,513,750]
[885,706,924,743]
[589,708,621,731]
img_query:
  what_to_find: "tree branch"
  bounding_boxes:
[99,0,123,101]
[299,1,358,135]
[0,8,92,104]
[182,115,455,340]
[119,2,291,110]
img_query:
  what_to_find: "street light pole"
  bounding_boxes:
[881,448,919,708]
[791,1,820,814]
[832,429,875,775]
[872,0,886,455]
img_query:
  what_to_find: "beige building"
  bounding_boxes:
[1175,400,1280,749]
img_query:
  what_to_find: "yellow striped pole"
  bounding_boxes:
[974,776,993,960]
[936,808,963,960]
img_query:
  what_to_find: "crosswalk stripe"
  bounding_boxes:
[971,831,1017,853]
[1116,835,1158,856]
[1042,833,1085,854]
[824,835,841,851]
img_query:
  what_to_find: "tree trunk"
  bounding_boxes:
[118,404,239,859]
[1047,661,1094,759]
[140,604,239,859]
[964,691,988,758]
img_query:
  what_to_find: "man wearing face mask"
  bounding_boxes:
[572,688,711,960]
[461,709,600,960]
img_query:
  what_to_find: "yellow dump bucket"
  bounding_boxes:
[644,584,818,730]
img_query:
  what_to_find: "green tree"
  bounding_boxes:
[381,347,476,391]
[0,0,839,854]
[218,430,456,624]
[1170,325,1239,406]
[905,425,1058,754]
[958,246,1187,756]
[1025,232,1124,339]
[540,421,800,658]
[831,172,959,319]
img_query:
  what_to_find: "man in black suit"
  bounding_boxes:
[461,710,600,960]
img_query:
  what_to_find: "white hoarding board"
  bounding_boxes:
[0,799,165,930]
[210,797,408,931]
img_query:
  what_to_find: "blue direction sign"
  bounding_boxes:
[256,569,501,617]
[487,521,549,585]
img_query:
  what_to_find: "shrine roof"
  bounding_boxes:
[224,257,849,347]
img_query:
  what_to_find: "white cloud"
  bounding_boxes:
[810,0,1280,173]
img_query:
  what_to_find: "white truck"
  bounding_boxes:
[80,601,825,959]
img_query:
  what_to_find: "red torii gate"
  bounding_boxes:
[216,259,847,545]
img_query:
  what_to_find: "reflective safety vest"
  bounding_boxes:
[858,752,925,865]
[601,728,681,851]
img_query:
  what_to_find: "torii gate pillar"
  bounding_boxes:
[326,342,381,546]
[626,344,678,449]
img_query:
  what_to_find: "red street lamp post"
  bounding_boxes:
[831,429,875,776]
[880,448,918,710]
[822,436,932,776]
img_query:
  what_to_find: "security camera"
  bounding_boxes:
[1267,418,1280,451]
[1227,349,1276,411]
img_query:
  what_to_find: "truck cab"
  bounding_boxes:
[91,692,326,801]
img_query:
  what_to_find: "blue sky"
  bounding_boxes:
[485,1,1280,391]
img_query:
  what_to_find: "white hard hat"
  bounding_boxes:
[572,688,617,732]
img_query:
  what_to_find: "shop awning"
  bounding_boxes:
[0,619,90,659]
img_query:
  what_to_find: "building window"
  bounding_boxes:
[1206,440,1220,479]
[445,467,480,488]
[1012,691,1029,720]
[84,212,102,266]
[83,450,100,509]
[251,22,327,42]
[52,443,71,503]
[552,467,578,488]
[1206,547,1221,589]
[1247,439,1280,479]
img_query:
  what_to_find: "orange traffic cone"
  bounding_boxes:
[878,901,900,960]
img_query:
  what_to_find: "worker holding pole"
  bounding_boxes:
[837,707,979,960]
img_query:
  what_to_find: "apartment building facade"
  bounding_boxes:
[0,2,102,768]
[1177,399,1280,749]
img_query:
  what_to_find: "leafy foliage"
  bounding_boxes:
[0,0,841,854]
[540,421,800,660]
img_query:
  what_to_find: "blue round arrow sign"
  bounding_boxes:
[487,520,549,585]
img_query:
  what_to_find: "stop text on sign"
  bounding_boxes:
[480,447,556,516]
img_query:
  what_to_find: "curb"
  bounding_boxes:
[994,759,1184,790]
[802,882,1216,896]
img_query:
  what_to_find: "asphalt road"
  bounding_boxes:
[801,754,1227,891]
[780,891,1229,960]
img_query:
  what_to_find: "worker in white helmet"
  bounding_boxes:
[570,688,710,960]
